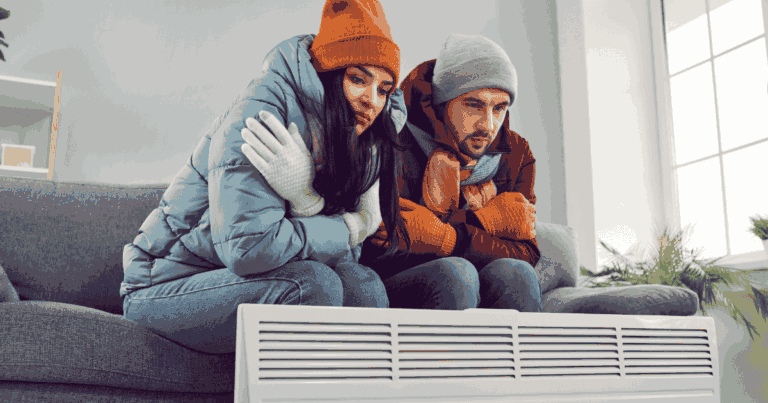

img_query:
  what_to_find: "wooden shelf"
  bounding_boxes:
[0,75,57,112]
[0,72,62,179]
[0,165,49,174]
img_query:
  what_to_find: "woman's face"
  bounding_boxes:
[342,66,394,136]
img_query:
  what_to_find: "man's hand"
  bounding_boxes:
[471,192,536,240]
[371,198,457,256]
[240,111,324,217]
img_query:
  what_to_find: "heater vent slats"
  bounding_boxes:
[622,344,711,352]
[522,359,620,367]
[622,327,708,336]
[258,351,392,360]
[519,345,620,352]
[624,359,713,367]
[399,359,514,369]
[625,366,714,375]
[399,324,511,333]
[259,321,390,331]
[521,366,621,376]
[623,351,711,359]
[521,351,618,360]
[622,336,709,343]
[259,359,392,369]
[399,343,513,352]
[395,326,515,379]
[259,341,390,351]
[399,351,515,360]
[259,333,391,342]
[518,327,617,336]
[518,336,618,344]
[398,335,513,343]
[252,318,716,383]
[399,368,515,378]
[259,368,393,379]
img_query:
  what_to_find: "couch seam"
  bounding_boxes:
[0,363,226,388]
[1,309,233,347]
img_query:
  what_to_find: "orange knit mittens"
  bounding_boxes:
[371,198,457,256]
[472,192,536,240]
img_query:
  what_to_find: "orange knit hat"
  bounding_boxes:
[309,0,400,85]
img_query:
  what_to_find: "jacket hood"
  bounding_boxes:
[260,34,407,134]
[399,59,512,165]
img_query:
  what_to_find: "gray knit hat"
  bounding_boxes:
[432,34,518,106]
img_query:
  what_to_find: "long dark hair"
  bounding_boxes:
[314,68,409,258]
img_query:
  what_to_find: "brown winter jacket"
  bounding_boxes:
[360,60,541,279]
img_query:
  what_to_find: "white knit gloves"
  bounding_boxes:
[240,111,324,217]
[342,179,383,247]
[240,110,381,246]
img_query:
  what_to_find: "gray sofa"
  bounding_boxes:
[0,176,700,402]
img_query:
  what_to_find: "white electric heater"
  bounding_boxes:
[235,305,720,402]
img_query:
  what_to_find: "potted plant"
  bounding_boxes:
[0,7,9,61]
[749,214,768,257]
[580,225,768,341]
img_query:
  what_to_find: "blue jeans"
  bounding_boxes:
[383,257,480,309]
[122,260,387,354]
[478,258,541,312]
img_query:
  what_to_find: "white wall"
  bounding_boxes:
[581,0,666,267]
[555,0,598,272]
[0,0,567,225]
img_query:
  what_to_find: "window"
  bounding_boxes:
[656,0,768,259]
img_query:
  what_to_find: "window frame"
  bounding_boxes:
[648,0,768,263]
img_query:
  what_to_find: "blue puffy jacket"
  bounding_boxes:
[121,34,407,298]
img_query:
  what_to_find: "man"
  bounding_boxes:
[360,33,541,312]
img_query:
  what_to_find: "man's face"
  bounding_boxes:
[444,88,510,159]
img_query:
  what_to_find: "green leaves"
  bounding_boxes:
[749,215,768,240]
[581,226,768,341]
[0,7,8,62]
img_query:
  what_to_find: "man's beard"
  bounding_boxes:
[458,130,494,159]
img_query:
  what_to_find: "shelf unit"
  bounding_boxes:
[0,71,62,179]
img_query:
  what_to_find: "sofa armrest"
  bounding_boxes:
[0,263,20,303]
[534,222,579,294]
[542,284,699,316]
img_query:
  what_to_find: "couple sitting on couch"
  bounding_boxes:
[120,0,541,355]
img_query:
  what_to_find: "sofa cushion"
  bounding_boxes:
[541,284,700,315]
[0,301,235,393]
[0,263,20,303]
[0,381,233,403]
[0,177,166,314]
[534,222,579,294]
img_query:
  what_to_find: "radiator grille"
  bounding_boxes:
[621,327,714,377]
[398,324,515,379]
[257,321,393,382]
[518,326,621,377]
[254,321,715,382]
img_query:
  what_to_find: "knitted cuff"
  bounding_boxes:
[342,212,368,247]
[290,191,325,217]
[473,204,503,234]
[438,225,458,256]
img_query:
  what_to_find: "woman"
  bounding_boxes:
[121,0,478,355]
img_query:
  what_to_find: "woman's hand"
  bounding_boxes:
[342,179,382,246]
[240,110,324,217]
